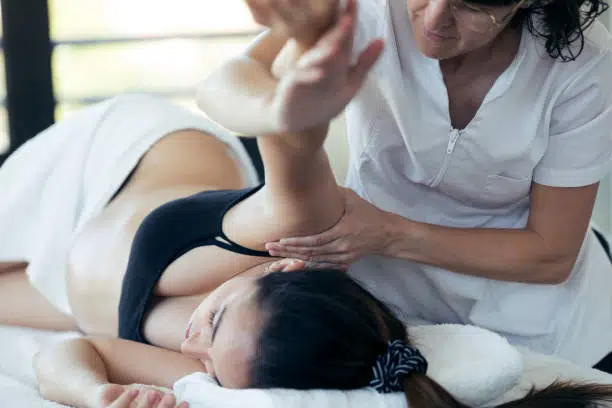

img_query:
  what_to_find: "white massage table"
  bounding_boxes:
[3,322,612,408]
[0,325,77,407]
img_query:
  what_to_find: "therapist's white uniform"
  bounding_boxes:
[347,0,612,366]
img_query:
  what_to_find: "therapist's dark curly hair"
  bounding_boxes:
[472,0,608,61]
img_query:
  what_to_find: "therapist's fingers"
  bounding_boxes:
[264,258,307,273]
[267,243,355,263]
[276,229,340,247]
[245,0,273,26]
[267,244,334,258]
[306,252,354,266]
[304,261,348,270]
[267,236,344,255]
[266,244,308,258]
[269,0,301,26]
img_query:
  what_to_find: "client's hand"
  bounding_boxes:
[269,0,384,133]
[95,383,188,408]
[245,0,340,45]
[266,188,394,268]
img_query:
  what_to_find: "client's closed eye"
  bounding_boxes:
[210,305,227,344]
[208,310,217,326]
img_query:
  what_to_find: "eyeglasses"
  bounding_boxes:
[448,0,528,33]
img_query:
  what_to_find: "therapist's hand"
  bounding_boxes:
[263,258,342,273]
[266,188,394,268]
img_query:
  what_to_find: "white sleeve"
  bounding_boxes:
[350,0,380,62]
[533,51,612,187]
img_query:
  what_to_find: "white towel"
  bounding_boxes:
[0,94,258,316]
[173,324,523,408]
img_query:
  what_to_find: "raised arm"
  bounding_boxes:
[34,337,202,408]
[196,0,339,135]
[196,0,383,136]
[195,29,288,136]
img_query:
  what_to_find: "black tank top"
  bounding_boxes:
[118,185,271,343]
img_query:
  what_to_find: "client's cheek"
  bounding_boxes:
[203,359,215,377]
[180,330,206,358]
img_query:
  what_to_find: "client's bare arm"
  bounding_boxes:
[196,0,340,135]
[34,337,202,408]
[197,0,381,137]
[210,0,383,252]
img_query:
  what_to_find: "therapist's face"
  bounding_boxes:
[181,276,261,389]
[406,0,518,60]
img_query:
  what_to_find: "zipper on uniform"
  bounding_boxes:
[429,128,461,187]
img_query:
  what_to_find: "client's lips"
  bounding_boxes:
[185,320,193,339]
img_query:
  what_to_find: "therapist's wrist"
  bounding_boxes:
[380,212,423,261]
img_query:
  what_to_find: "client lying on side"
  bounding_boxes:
[35,269,612,408]
[3,2,612,408]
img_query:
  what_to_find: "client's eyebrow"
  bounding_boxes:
[211,304,227,344]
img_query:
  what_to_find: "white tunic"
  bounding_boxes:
[347,0,612,366]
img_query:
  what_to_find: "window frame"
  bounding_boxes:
[0,0,55,165]
[0,0,265,179]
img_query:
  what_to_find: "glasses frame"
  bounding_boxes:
[450,0,529,32]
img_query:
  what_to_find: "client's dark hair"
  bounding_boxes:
[470,0,608,61]
[250,269,612,408]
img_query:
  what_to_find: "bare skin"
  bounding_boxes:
[1,3,354,375]
[66,129,255,341]
[0,130,246,335]
[1,115,343,353]
[439,27,522,129]
[30,11,372,408]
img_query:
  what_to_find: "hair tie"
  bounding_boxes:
[369,339,428,393]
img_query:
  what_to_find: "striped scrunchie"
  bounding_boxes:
[368,339,428,393]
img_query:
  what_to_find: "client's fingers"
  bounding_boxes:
[298,15,353,69]
[107,389,139,408]
[156,393,176,408]
[99,384,127,406]
[136,390,162,408]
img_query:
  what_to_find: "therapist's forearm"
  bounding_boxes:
[383,214,576,284]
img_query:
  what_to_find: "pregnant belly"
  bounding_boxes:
[67,183,222,335]
[67,202,142,335]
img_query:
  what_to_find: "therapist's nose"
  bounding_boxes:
[424,0,455,31]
